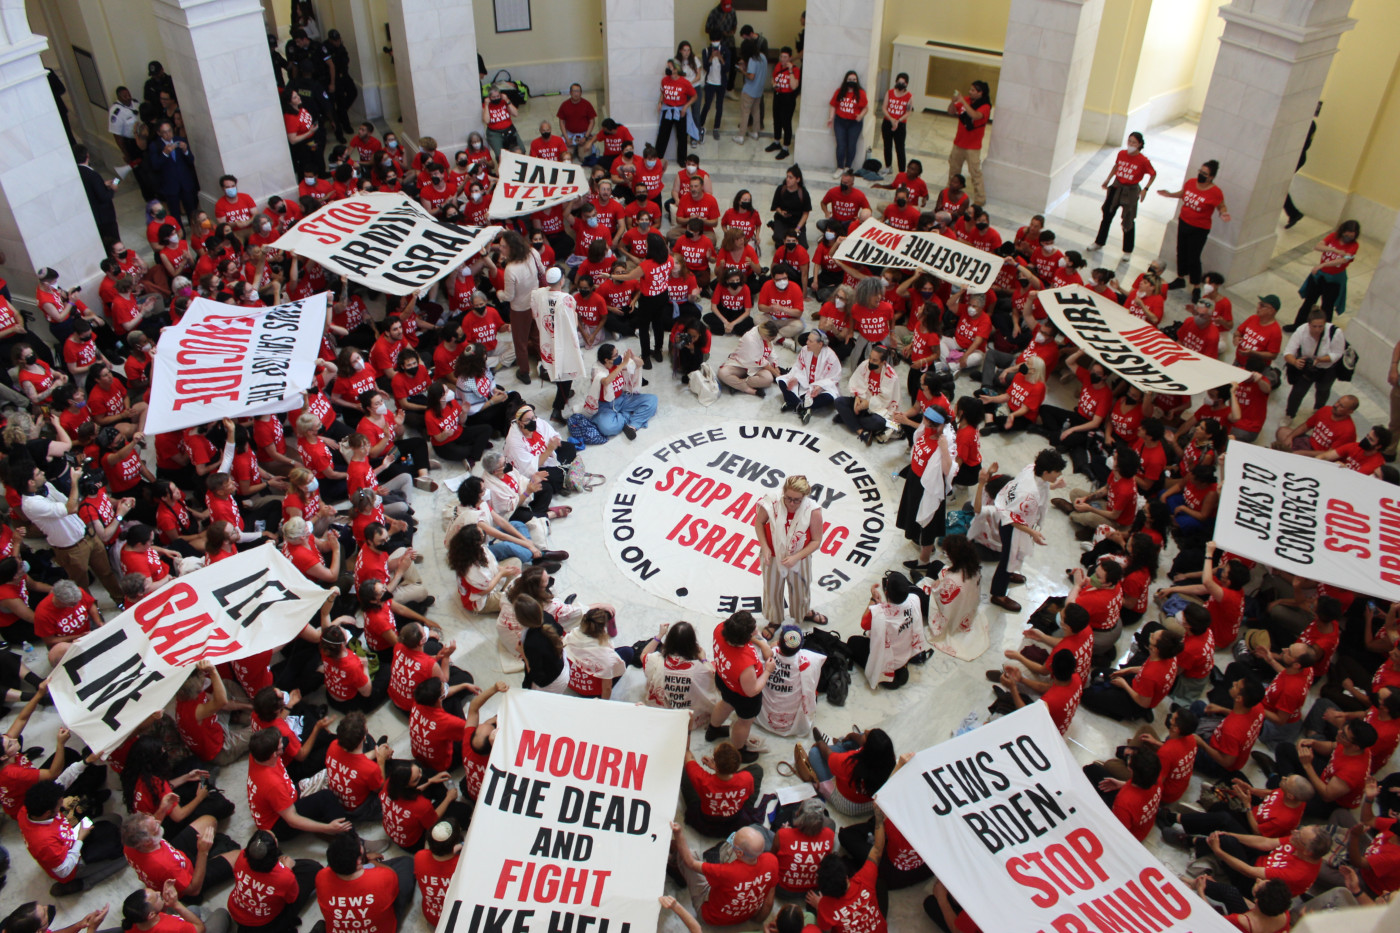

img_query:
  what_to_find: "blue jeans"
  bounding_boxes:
[1165,492,1207,534]
[834,117,862,171]
[808,739,856,782]
[488,520,535,563]
[592,393,659,436]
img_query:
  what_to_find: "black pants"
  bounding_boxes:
[327,661,392,714]
[1080,678,1153,721]
[434,423,493,465]
[1294,277,1343,324]
[1095,184,1140,253]
[1175,221,1210,285]
[698,84,726,130]
[833,397,886,435]
[773,93,797,147]
[637,293,671,359]
[238,858,321,933]
[270,788,348,842]
[770,216,807,250]
[990,522,1016,597]
[881,119,907,173]
[1284,366,1338,417]
[655,116,689,163]
[168,823,240,900]
[1177,806,1250,838]
[1273,742,1344,818]
[845,635,909,689]
[702,311,754,338]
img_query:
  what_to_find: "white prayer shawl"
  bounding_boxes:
[726,329,775,375]
[481,468,525,516]
[864,594,927,688]
[497,593,586,656]
[504,420,563,475]
[563,630,625,681]
[643,653,719,729]
[846,361,902,423]
[529,286,586,381]
[994,463,1050,573]
[759,493,816,562]
[777,346,841,398]
[921,569,988,661]
[758,648,825,737]
[579,358,642,416]
[916,422,959,528]
[968,503,1002,553]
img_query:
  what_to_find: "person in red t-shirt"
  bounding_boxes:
[1000,651,1083,735]
[1092,132,1156,254]
[1274,393,1357,454]
[1081,628,1183,721]
[1039,355,1112,475]
[228,829,321,933]
[1194,675,1267,779]
[812,813,889,933]
[656,67,697,162]
[317,833,415,933]
[1294,220,1361,326]
[1084,746,1162,841]
[1158,159,1231,289]
[819,171,871,231]
[1205,824,1330,902]
[880,73,914,173]
[681,743,759,837]
[947,81,991,203]
[672,821,778,926]
[415,818,463,927]
[118,882,208,933]
[246,728,350,841]
[555,84,598,160]
[528,120,568,162]
[1318,425,1390,477]
[829,73,870,175]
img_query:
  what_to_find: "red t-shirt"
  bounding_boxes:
[1207,585,1245,645]
[175,693,226,761]
[1043,674,1083,735]
[816,860,885,933]
[1263,668,1314,723]
[711,622,763,695]
[1253,788,1305,838]
[821,186,871,223]
[1210,704,1266,772]
[0,758,41,817]
[1132,657,1177,708]
[326,740,384,810]
[1231,377,1270,434]
[1178,628,1215,680]
[685,759,755,818]
[1319,747,1371,809]
[410,703,467,774]
[1179,179,1225,229]
[1304,407,1355,452]
[247,757,297,830]
[1074,584,1122,632]
[1112,781,1162,842]
[389,644,436,711]
[381,788,438,848]
[951,99,991,149]
[33,589,96,640]
[774,825,835,891]
[850,301,894,342]
[125,839,194,892]
[829,88,868,121]
[229,851,300,926]
[1232,315,1283,366]
[415,850,461,926]
[1257,841,1320,897]
[700,853,779,926]
[318,864,402,933]
[1157,735,1197,804]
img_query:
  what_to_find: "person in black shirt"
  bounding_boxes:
[770,165,812,249]
[323,30,357,142]
[516,594,567,692]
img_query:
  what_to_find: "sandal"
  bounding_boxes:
[547,506,573,519]
[811,726,829,744]
[761,621,780,640]
[803,610,829,626]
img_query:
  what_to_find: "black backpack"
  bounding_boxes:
[804,629,852,706]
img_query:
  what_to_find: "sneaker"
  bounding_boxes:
[740,747,760,763]
[833,168,847,180]
[878,166,891,176]
[705,724,731,742]
[698,128,705,143]
[1251,750,1276,774]
[799,406,811,425]
[413,476,439,491]
[1167,277,1187,291]
[733,135,746,145]
[622,425,637,440]
[745,736,769,752]
[765,142,781,152]
[749,132,760,140]
[776,148,789,160]
[1278,414,1292,428]
[1285,213,1303,229]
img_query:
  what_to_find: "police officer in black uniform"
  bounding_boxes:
[322,29,358,143]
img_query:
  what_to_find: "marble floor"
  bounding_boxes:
[22,96,1393,932]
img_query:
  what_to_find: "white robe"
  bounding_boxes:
[758,648,824,737]
[579,358,642,416]
[529,286,586,381]
[916,422,959,528]
[777,346,841,398]
[725,329,775,375]
[504,420,564,475]
[922,569,987,661]
[846,361,902,426]
[864,594,927,688]
[994,464,1050,573]
[643,653,719,728]
[759,492,816,563]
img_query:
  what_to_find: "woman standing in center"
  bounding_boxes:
[499,231,546,385]
[827,71,869,178]
[755,474,828,629]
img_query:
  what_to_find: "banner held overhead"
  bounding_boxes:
[832,217,1001,293]
[49,547,328,756]
[490,151,588,218]
[145,293,328,435]
[271,192,501,294]
[1039,287,1250,395]
[876,703,1235,933]
[1216,443,1400,603]
[435,690,687,933]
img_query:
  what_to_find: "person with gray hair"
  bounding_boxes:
[719,319,781,395]
[33,579,101,665]
[777,330,841,424]
[670,820,777,925]
[174,659,254,766]
[771,797,836,896]
[120,810,239,901]
[279,516,342,588]
[478,449,551,522]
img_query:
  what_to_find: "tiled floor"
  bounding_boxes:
[24,94,1390,931]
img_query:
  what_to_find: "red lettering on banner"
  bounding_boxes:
[172,370,243,409]
[132,582,236,664]
[1120,325,1194,366]
[296,199,380,245]
[1324,498,1372,558]
[493,859,611,907]
[514,731,648,790]
[860,226,905,249]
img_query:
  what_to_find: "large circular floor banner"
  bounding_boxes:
[604,420,898,616]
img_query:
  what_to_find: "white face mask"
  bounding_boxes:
[352,358,365,371]
[967,306,980,317]
[824,230,836,241]
[373,401,388,415]
[307,478,319,492]
[644,159,657,168]
[774,279,789,290]
[1034,333,1048,345]
[224,187,237,198]
[1201,283,1215,294]
[834,298,846,309]
[470,192,482,202]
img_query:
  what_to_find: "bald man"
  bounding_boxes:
[671,821,777,927]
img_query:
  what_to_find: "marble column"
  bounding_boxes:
[981,0,1105,213]
[386,0,483,148]
[151,0,294,206]
[792,0,885,172]
[1339,212,1400,388]
[0,0,105,301]
[601,0,675,152]
[1156,0,1355,282]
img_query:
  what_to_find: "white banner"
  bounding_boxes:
[144,294,328,435]
[489,151,588,219]
[1216,443,1400,602]
[50,547,328,756]
[876,704,1234,933]
[271,192,501,294]
[435,691,687,933]
[604,421,897,616]
[832,217,1001,293]
[1039,287,1249,395]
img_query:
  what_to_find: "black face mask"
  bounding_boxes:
[896,198,907,207]
[622,151,634,159]
[740,202,751,209]
[840,182,850,192]
[541,131,551,139]
[976,221,989,231]
[868,361,879,372]
[1090,373,1103,384]
[726,280,741,288]
[522,418,537,433]
[457,159,467,166]
[784,242,797,250]
[665,68,674,77]
[1361,436,1376,451]
[1197,172,1210,185]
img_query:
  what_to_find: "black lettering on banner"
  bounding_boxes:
[245,382,289,404]
[60,627,165,729]
[213,570,302,629]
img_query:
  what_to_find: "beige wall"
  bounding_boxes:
[879,0,1011,71]
[1126,0,1211,113]
[674,0,804,55]
[1084,0,1150,118]
[475,0,605,91]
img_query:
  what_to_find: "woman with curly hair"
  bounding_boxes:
[121,735,234,835]
[446,524,521,614]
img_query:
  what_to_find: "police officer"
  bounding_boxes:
[323,29,357,143]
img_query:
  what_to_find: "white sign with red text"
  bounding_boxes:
[833,217,1001,293]
[1217,442,1400,602]
[603,421,897,616]
[435,691,687,933]
[489,151,588,218]
[876,704,1234,933]
[1039,287,1249,394]
[50,547,327,756]
[272,192,501,294]
[145,294,328,435]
